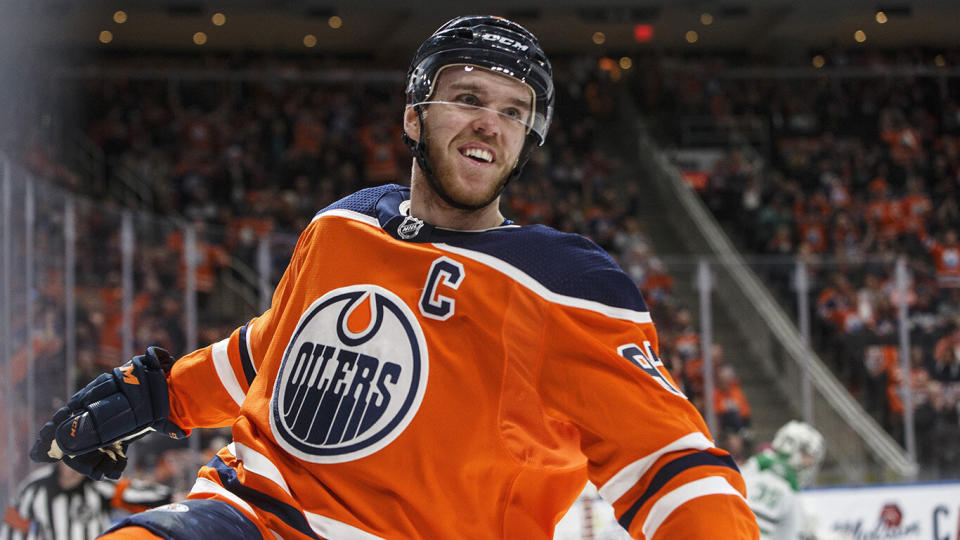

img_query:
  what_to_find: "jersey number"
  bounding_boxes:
[618,342,685,397]
[419,256,465,321]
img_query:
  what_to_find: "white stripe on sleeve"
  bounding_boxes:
[598,432,714,504]
[244,325,257,374]
[304,512,385,540]
[188,478,284,540]
[212,338,246,407]
[641,476,744,539]
[227,442,291,495]
[189,478,258,516]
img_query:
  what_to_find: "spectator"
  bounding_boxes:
[714,364,752,435]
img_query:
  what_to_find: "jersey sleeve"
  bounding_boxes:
[536,272,757,539]
[166,221,318,430]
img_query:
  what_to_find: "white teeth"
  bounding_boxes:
[462,148,493,163]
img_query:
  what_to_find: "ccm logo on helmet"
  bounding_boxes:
[481,33,529,51]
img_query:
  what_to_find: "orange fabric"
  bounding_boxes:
[934,332,960,364]
[881,127,922,164]
[644,490,757,539]
[683,356,704,395]
[682,171,708,191]
[359,126,403,183]
[612,448,753,539]
[165,210,755,539]
[97,525,166,540]
[797,217,826,252]
[3,506,31,533]
[928,242,960,285]
[166,230,230,292]
[902,193,932,218]
[886,365,930,415]
[9,333,62,386]
[292,118,325,155]
[714,383,752,419]
[673,331,699,359]
[109,478,152,514]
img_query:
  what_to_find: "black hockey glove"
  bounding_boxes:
[30,346,187,480]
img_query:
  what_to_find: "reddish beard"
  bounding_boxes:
[422,131,513,210]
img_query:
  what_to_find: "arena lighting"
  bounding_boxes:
[193,31,207,45]
[934,54,946,67]
[211,13,226,26]
[98,30,113,43]
[875,11,888,23]
[700,13,714,26]
[597,57,622,82]
[633,23,654,42]
[303,34,317,47]
[328,15,342,29]
[854,30,867,43]
[592,31,606,45]
[619,56,633,70]
[812,55,825,68]
[685,30,699,43]
[113,10,127,24]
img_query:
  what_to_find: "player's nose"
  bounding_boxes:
[469,107,501,137]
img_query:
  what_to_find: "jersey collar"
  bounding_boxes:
[376,187,515,243]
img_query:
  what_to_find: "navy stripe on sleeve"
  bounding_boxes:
[617,451,740,530]
[238,324,256,386]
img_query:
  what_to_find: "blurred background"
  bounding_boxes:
[1,0,959,537]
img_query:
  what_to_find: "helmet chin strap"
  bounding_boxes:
[402,104,533,212]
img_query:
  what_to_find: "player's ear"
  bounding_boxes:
[403,105,421,144]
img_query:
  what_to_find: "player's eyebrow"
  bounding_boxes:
[447,81,532,109]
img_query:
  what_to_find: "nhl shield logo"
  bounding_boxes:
[397,215,424,240]
[270,285,429,463]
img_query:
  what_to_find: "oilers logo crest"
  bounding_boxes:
[270,285,429,463]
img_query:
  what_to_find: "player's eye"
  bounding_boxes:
[503,107,523,120]
[455,93,481,107]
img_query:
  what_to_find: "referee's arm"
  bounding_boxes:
[1,466,50,540]
[93,478,172,514]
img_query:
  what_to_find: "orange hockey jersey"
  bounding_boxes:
[165,185,757,539]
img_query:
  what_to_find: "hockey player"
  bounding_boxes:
[30,15,759,539]
[741,421,825,539]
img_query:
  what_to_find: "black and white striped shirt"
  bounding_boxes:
[1,465,171,540]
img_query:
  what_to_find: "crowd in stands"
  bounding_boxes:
[18,46,957,491]
[31,46,960,491]
[643,47,960,475]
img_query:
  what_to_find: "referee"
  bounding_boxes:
[1,463,171,540]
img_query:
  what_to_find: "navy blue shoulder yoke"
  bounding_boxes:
[317,185,648,313]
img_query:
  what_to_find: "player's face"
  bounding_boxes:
[407,65,533,209]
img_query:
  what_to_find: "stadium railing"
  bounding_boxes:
[636,126,917,481]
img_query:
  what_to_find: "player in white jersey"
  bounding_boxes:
[742,421,825,539]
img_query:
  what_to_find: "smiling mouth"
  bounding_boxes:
[460,147,494,163]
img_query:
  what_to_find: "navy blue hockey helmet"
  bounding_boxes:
[402,15,555,209]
